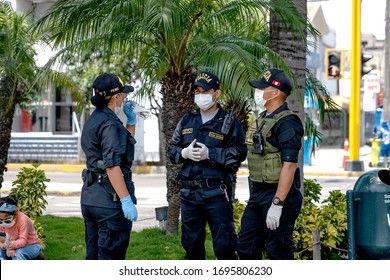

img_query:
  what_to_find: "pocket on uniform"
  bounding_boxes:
[183,134,195,146]
[125,134,136,162]
[101,218,132,253]
[221,221,238,248]
[179,188,192,200]
[204,134,223,148]
[126,181,137,204]
[201,185,225,199]
[262,153,282,183]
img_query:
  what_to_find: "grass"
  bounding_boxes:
[38,215,215,260]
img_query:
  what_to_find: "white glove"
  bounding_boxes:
[266,203,283,230]
[194,142,209,161]
[181,139,198,161]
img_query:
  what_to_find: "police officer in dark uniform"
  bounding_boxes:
[237,69,304,260]
[80,73,138,260]
[168,71,247,260]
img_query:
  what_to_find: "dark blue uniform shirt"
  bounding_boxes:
[264,103,303,163]
[80,107,136,208]
[81,107,136,173]
[168,104,247,180]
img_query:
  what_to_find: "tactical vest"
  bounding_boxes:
[245,110,294,183]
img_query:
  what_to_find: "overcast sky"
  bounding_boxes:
[321,0,386,48]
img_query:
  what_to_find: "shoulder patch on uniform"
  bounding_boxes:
[182,128,193,135]
[209,132,224,140]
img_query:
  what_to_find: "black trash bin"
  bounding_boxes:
[347,169,390,259]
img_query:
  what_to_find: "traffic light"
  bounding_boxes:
[326,49,342,80]
[361,53,374,77]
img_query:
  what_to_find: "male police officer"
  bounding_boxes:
[168,71,247,260]
[237,69,304,260]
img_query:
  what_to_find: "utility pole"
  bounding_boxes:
[345,0,364,171]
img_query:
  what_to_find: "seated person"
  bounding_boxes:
[0,196,42,260]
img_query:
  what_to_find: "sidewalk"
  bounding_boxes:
[303,144,375,177]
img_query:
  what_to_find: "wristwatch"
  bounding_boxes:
[273,197,284,206]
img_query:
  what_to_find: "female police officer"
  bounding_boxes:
[168,71,247,260]
[80,73,138,260]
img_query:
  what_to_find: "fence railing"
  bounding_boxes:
[294,229,348,260]
[8,132,80,163]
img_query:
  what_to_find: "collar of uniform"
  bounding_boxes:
[264,102,288,118]
[101,106,115,114]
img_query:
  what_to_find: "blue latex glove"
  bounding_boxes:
[120,195,138,221]
[123,99,137,125]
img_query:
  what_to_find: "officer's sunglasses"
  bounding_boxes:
[0,215,15,225]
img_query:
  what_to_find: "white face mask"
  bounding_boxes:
[114,95,124,116]
[254,89,267,109]
[195,93,215,111]
[115,104,123,116]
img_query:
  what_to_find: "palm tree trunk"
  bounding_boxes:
[269,0,307,190]
[161,70,196,235]
[0,101,16,191]
[157,113,166,166]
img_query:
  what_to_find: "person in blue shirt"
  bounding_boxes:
[168,71,247,260]
[80,73,138,260]
[377,120,390,167]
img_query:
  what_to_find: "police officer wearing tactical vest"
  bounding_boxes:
[168,71,247,260]
[80,73,138,260]
[237,69,303,260]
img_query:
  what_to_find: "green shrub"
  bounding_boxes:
[10,163,50,247]
[233,200,246,233]
[293,179,347,260]
[233,179,348,260]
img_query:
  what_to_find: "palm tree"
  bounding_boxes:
[269,0,307,187]
[0,2,41,190]
[0,2,84,192]
[269,0,342,191]
[35,0,315,235]
[269,0,341,175]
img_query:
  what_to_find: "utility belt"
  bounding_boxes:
[90,171,132,185]
[179,178,224,190]
[248,177,298,196]
[250,179,277,190]
[82,169,133,201]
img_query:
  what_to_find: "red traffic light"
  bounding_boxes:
[328,65,340,77]
[326,50,342,79]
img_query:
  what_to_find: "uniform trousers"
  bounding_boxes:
[81,204,132,260]
[237,184,302,260]
[180,185,237,260]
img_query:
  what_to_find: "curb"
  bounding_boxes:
[5,163,85,172]
[5,163,365,177]
[303,171,365,177]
